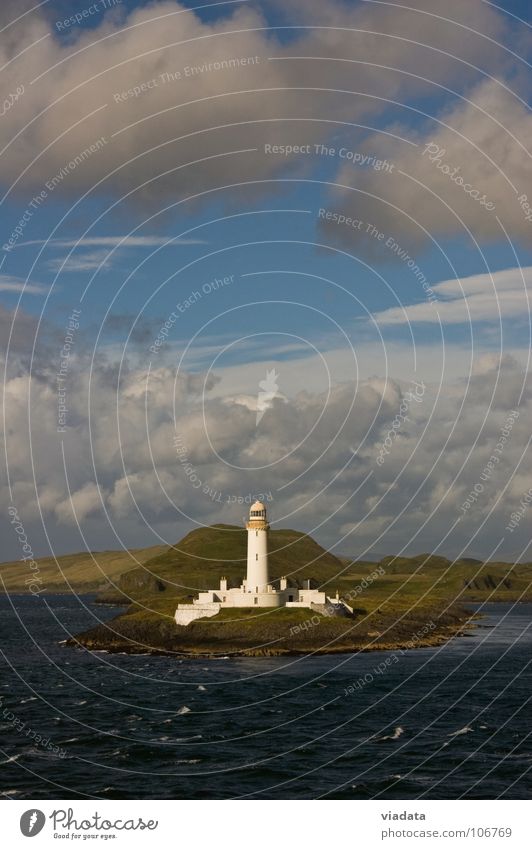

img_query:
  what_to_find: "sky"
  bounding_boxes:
[1,0,532,564]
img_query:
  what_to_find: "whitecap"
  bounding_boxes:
[442,726,474,747]
[174,734,202,742]
[0,754,21,764]
[197,685,207,692]
[27,748,58,759]
[447,726,473,738]
[177,706,191,715]
[375,726,404,742]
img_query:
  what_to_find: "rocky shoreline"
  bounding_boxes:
[66,604,476,659]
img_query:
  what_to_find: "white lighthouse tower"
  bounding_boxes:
[174,495,333,625]
[245,500,270,593]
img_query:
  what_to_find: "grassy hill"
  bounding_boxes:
[111,524,347,610]
[0,544,168,593]
[345,553,532,610]
[3,527,530,612]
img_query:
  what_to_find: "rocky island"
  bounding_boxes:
[3,520,529,659]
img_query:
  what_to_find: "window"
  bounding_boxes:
[288,595,293,602]
[254,597,258,604]
[256,531,258,537]
[256,553,258,560]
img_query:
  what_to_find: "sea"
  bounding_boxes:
[0,595,531,799]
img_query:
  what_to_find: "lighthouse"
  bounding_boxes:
[245,500,270,593]
[174,495,332,625]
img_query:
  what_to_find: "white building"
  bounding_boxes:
[175,500,331,626]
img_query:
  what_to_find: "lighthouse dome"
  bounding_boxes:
[249,500,266,517]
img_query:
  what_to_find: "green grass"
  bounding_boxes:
[91,528,532,639]
[0,544,168,593]
[117,524,347,611]
[3,525,532,620]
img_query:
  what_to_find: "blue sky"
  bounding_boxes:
[3,0,531,354]
[2,0,532,562]
[5,172,532,372]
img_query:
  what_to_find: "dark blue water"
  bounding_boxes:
[0,595,531,799]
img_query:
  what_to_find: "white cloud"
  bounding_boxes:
[0,0,509,211]
[19,236,204,248]
[0,275,47,294]
[42,235,206,273]
[320,78,532,253]
[55,481,104,524]
[1,346,531,561]
[372,266,532,325]
[46,249,113,273]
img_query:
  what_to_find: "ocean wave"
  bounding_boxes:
[375,726,404,742]
[448,725,474,737]
[174,734,202,743]
[0,754,21,764]
[443,726,474,747]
